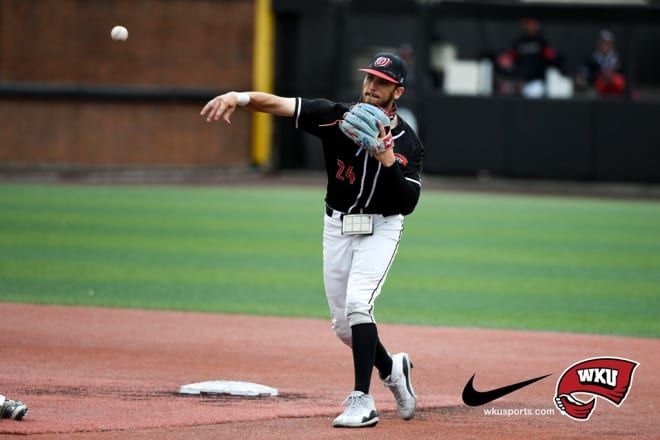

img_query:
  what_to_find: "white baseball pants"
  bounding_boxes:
[323,208,404,346]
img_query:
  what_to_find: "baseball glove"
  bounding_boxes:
[339,103,394,155]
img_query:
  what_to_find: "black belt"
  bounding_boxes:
[327,205,352,219]
[326,205,390,218]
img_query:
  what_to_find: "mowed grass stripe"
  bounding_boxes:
[381,190,660,335]
[0,183,327,315]
[1,183,659,337]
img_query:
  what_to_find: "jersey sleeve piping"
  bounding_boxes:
[405,176,422,187]
[294,97,302,128]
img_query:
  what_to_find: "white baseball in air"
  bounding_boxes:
[111,25,129,42]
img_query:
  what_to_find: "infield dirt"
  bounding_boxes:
[0,303,657,439]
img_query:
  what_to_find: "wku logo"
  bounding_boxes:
[374,57,392,68]
[554,357,639,421]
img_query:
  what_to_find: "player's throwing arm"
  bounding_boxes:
[201,92,296,124]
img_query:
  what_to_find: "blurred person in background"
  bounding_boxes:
[575,29,626,97]
[497,18,561,98]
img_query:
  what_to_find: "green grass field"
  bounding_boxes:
[1,183,659,337]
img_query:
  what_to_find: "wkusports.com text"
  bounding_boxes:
[483,407,556,417]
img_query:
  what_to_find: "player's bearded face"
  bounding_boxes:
[361,75,399,109]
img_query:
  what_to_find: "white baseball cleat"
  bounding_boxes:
[383,352,416,420]
[332,391,379,428]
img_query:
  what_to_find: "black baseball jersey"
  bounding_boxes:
[510,33,556,81]
[294,98,424,217]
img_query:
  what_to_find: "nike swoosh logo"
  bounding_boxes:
[462,373,552,406]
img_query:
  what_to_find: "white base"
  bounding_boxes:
[179,380,278,397]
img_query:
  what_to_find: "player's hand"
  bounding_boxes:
[373,147,396,167]
[376,120,388,138]
[200,93,238,124]
[373,120,395,166]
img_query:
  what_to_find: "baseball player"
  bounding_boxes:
[201,52,424,428]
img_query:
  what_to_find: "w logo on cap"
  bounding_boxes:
[374,57,392,68]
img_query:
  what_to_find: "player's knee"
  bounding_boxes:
[344,312,374,340]
[346,307,374,328]
[332,319,352,347]
[335,328,352,346]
